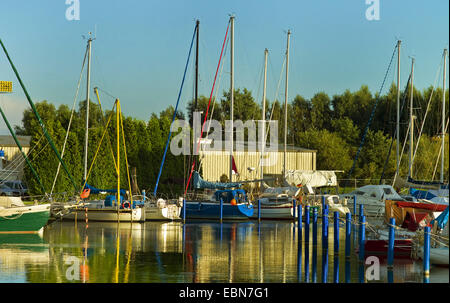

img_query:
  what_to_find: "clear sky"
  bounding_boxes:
[0,0,448,134]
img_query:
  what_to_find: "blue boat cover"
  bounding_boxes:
[431,206,449,230]
[214,189,247,203]
[83,183,127,196]
[410,188,437,200]
[193,171,241,190]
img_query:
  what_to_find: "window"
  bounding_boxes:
[383,188,392,195]
[370,192,377,198]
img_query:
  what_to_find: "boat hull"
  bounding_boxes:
[182,202,253,220]
[364,239,413,258]
[0,204,50,233]
[63,207,145,222]
[145,204,181,221]
[251,204,294,220]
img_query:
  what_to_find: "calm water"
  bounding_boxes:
[0,219,448,283]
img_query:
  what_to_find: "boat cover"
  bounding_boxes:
[193,171,241,189]
[284,170,338,188]
[431,206,449,230]
[83,183,127,195]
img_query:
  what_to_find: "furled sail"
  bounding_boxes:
[193,171,241,190]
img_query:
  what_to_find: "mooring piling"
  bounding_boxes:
[313,207,318,247]
[258,199,261,222]
[219,197,223,222]
[334,211,339,255]
[359,215,366,262]
[322,206,329,251]
[345,212,351,258]
[388,217,395,269]
[423,226,431,283]
[182,198,186,222]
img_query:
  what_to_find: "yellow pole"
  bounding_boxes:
[94,87,118,172]
[117,99,121,220]
[119,109,133,208]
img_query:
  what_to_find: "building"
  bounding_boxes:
[198,142,317,182]
[0,135,31,181]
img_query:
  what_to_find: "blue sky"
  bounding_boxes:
[0,0,448,134]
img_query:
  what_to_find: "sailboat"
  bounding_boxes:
[180,17,253,220]
[0,39,52,233]
[59,35,145,222]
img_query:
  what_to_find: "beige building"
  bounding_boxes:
[0,135,31,180]
[198,143,317,182]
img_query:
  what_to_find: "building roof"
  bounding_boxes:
[0,135,31,147]
[198,140,317,153]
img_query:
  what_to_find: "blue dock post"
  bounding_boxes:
[322,206,329,251]
[292,198,297,219]
[182,198,186,222]
[333,256,339,283]
[359,204,364,218]
[219,197,223,222]
[312,207,318,247]
[388,218,395,269]
[353,195,357,217]
[322,195,326,214]
[298,204,302,241]
[334,211,339,255]
[345,259,351,283]
[345,212,351,258]
[359,216,366,262]
[423,226,431,282]
[305,206,310,244]
[258,199,261,222]
[358,204,364,244]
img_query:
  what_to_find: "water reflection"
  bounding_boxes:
[0,220,446,283]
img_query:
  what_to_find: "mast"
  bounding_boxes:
[408,58,415,178]
[283,30,291,179]
[441,48,447,183]
[396,40,401,180]
[261,48,268,181]
[84,34,93,182]
[193,20,199,175]
[229,16,235,182]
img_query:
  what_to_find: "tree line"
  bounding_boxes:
[14,83,449,197]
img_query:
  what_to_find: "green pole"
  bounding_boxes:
[0,105,46,194]
[0,38,79,191]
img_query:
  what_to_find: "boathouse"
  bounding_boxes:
[198,142,317,182]
[0,135,31,180]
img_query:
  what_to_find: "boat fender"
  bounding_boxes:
[230,198,237,206]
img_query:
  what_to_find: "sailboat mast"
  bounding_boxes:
[84,35,93,181]
[283,30,291,179]
[396,40,401,179]
[229,16,235,182]
[193,20,199,174]
[441,48,447,183]
[408,58,415,178]
[261,48,268,181]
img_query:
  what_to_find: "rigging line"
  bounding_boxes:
[51,46,88,195]
[1,131,46,174]
[0,38,78,191]
[79,101,117,199]
[380,74,411,183]
[348,43,398,180]
[198,33,230,172]
[94,87,118,173]
[411,57,443,162]
[431,117,449,181]
[153,23,197,197]
[257,55,286,177]
[184,20,231,196]
[0,136,47,182]
[392,118,411,187]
